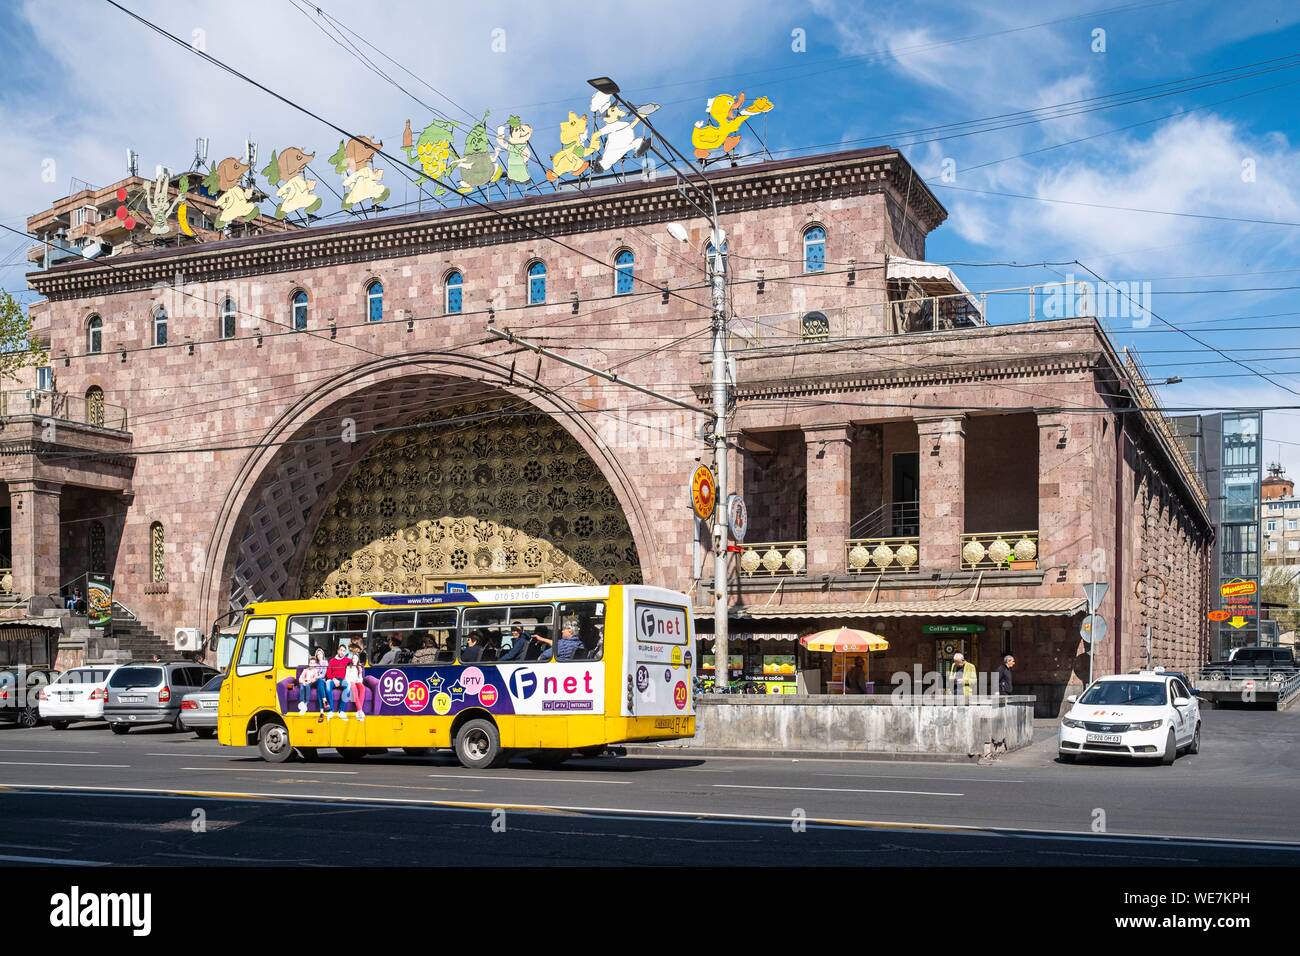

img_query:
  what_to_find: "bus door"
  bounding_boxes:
[625,600,692,722]
[231,617,279,718]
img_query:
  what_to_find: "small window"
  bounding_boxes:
[152,307,168,347]
[86,314,103,354]
[444,270,463,315]
[557,601,605,662]
[85,386,105,428]
[803,225,826,273]
[366,279,383,323]
[614,249,634,296]
[149,522,165,583]
[800,311,830,341]
[527,261,547,306]
[291,290,308,331]
[36,366,53,391]
[220,297,237,339]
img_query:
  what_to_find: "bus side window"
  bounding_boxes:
[237,618,278,673]
[462,606,508,662]
[415,609,457,663]
[557,601,604,662]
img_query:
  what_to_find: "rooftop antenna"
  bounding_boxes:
[126,148,139,178]
[193,137,209,171]
[243,137,258,189]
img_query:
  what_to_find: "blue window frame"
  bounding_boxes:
[445,271,463,315]
[527,261,547,305]
[292,290,308,331]
[366,280,383,323]
[803,225,826,273]
[614,249,634,295]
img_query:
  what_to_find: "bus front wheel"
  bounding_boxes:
[454,718,505,770]
[257,722,293,763]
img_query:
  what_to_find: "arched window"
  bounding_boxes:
[803,225,826,274]
[366,279,383,323]
[527,260,547,306]
[614,249,634,296]
[291,290,308,331]
[149,522,165,583]
[85,385,105,428]
[89,520,106,573]
[152,307,168,347]
[444,270,463,315]
[220,297,237,339]
[86,314,102,354]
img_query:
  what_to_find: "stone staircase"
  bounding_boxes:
[101,617,177,663]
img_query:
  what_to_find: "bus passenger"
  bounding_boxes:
[524,626,553,661]
[379,635,406,666]
[412,635,440,665]
[460,630,486,662]
[499,626,528,662]
[556,624,584,661]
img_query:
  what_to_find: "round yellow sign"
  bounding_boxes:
[691,465,716,521]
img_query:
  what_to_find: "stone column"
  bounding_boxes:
[804,423,854,577]
[9,479,63,598]
[916,416,966,570]
[1037,409,1094,585]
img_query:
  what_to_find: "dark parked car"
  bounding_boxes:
[104,662,219,733]
[0,667,56,728]
[1202,646,1298,683]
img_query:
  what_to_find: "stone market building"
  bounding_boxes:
[8,147,1213,711]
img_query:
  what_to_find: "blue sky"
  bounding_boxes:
[4,0,1300,471]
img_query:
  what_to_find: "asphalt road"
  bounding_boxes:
[0,705,1297,866]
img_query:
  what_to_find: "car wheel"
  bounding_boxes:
[1207,670,1225,681]
[1187,723,1201,755]
[454,718,504,770]
[194,728,216,739]
[18,707,39,729]
[256,722,293,763]
[1161,729,1178,765]
[49,720,70,731]
[110,723,131,735]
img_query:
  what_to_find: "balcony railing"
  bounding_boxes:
[846,536,921,574]
[0,389,127,431]
[960,531,1040,571]
[738,541,808,577]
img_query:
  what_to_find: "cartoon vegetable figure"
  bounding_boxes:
[403,118,459,195]
[547,111,599,182]
[139,169,190,236]
[691,92,774,161]
[203,157,260,229]
[453,112,503,193]
[495,115,533,185]
[328,135,390,209]
[262,146,323,219]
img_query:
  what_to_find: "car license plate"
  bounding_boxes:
[200,701,217,710]
[120,695,146,703]
[1086,733,1122,744]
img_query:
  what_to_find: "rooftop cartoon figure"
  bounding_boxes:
[136,168,190,237]
[203,156,260,229]
[403,117,459,195]
[547,110,599,182]
[588,92,659,174]
[495,115,533,186]
[261,146,322,220]
[328,135,391,210]
[691,92,774,162]
[453,112,503,193]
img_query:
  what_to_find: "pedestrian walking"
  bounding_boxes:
[998,654,1016,695]
[948,652,976,697]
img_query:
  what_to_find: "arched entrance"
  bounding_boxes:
[299,397,641,597]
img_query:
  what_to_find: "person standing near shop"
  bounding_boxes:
[845,658,869,694]
[948,652,977,697]
[998,654,1015,695]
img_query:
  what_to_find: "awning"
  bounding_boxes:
[886,256,981,311]
[0,617,63,629]
[721,597,1087,621]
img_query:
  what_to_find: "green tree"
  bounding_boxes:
[0,290,48,382]
[1261,565,1300,636]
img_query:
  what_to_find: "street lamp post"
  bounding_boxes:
[587,77,733,682]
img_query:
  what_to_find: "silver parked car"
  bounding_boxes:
[179,672,224,739]
[105,662,219,734]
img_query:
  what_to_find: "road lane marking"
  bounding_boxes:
[5,783,1300,853]
[179,767,358,775]
[0,749,100,755]
[0,852,107,866]
[814,773,1025,784]
[339,783,483,794]
[427,773,631,785]
[0,760,129,769]
[714,784,964,797]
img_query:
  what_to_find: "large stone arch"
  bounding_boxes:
[198,353,662,626]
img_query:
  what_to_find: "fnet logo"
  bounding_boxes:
[508,669,539,699]
[638,605,685,640]
[50,886,151,936]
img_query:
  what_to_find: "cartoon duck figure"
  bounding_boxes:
[691,92,774,161]
[547,111,599,181]
[495,115,533,185]
[454,113,503,193]
[589,92,659,174]
[329,135,391,209]
[403,118,458,195]
[261,146,322,219]
[204,157,260,229]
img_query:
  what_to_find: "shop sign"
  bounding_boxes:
[1220,578,1257,599]
[1207,610,1230,622]
[921,623,985,634]
[690,465,716,521]
[726,493,749,542]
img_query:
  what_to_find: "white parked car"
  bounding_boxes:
[36,665,118,729]
[1058,671,1200,765]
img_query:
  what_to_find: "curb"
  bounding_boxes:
[621,745,1018,764]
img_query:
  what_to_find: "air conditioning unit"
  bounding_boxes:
[174,627,202,652]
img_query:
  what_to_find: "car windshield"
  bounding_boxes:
[199,673,224,692]
[108,667,164,689]
[1079,680,1167,706]
[54,669,98,685]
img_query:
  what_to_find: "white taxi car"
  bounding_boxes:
[36,665,118,729]
[1058,671,1200,764]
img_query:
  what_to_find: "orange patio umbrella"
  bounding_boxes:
[800,627,888,694]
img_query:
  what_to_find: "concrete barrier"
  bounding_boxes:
[676,694,1036,756]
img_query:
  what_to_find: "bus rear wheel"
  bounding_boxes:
[454,718,505,770]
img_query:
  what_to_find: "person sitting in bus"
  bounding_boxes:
[298,647,328,714]
[524,626,554,661]
[498,625,529,662]
[378,635,407,666]
[460,630,486,663]
[411,635,440,665]
[555,624,584,661]
[321,643,353,720]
